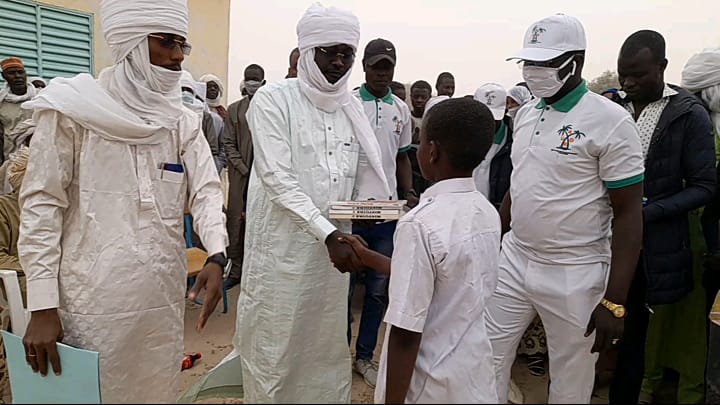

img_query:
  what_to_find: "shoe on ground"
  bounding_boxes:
[353,358,378,388]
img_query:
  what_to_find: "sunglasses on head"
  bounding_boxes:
[148,33,192,56]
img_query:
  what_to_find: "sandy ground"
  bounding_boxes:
[178,284,612,404]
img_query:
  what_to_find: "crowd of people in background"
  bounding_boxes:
[0,0,719,404]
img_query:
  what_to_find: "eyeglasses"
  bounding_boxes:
[316,46,355,64]
[148,34,192,56]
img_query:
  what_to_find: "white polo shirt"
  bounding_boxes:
[374,178,500,404]
[354,85,412,199]
[508,81,644,265]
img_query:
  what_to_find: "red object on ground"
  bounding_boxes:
[181,353,202,370]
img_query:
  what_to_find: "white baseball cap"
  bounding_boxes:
[507,13,586,62]
[474,83,507,121]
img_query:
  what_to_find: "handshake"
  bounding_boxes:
[324,230,391,275]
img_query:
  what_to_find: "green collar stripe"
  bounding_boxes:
[494,121,506,144]
[535,80,589,112]
[360,84,394,104]
[606,173,644,189]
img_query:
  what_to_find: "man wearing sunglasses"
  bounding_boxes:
[484,13,645,404]
[236,3,391,403]
[18,0,227,402]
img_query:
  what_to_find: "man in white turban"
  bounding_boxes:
[18,0,228,403]
[199,74,227,170]
[180,70,222,172]
[235,3,389,403]
[682,47,720,150]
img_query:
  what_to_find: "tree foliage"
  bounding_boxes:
[588,70,620,94]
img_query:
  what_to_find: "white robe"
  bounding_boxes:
[19,109,227,403]
[236,79,354,403]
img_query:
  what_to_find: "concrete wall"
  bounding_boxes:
[37,0,231,103]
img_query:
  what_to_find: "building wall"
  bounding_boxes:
[36,0,231,103]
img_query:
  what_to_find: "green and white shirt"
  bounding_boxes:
[508,81,645,265]
[353,85,412,199]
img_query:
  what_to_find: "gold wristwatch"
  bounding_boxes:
[600,298,626,319]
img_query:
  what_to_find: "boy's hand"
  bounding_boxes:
[326,231,364,273]
[338,235,370,265]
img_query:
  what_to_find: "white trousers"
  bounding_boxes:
[485,235,608,404]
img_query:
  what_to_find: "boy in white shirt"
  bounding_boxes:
[341,97,501,403]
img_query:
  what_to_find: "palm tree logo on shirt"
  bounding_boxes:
[552,124,586,155]
[530,26,546,44]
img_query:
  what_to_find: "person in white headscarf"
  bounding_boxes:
[682,47,720,150]
[18,0,228,403]
[506,85,533,120]
[199,74,227,170]
[199,74,226,119]
[235,3,389,403]
[181,70,221,172]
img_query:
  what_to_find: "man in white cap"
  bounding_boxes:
[236,3,390,403]
[473,83,513,209]
[18,0,228,402]
[484,13,645,403]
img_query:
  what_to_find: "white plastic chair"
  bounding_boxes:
[0,270,28,337]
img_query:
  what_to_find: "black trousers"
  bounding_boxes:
[609,264,650,404]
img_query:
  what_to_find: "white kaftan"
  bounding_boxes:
[236,79,356,403]
[19,108,227,403]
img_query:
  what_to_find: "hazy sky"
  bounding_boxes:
[227,0,719,102]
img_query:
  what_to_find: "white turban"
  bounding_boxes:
[199,74,224,107]
[180,70,207,117]
[101,0,189,63]
[682,48,720,135]
[294,3,390,201]
[508,85,532,106]
[23,0,190,145]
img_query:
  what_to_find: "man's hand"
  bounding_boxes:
[188,263,224,332]
[23,308,64,377]
[585,304,624,353]
[339,234,370,264]
[325,230,363,273]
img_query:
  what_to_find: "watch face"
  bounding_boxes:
[614,307,626,318]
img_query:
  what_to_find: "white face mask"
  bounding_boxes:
[243,80,263,96]
[181,90,196,106]
[522,56,576,98]
[507,106,520,120]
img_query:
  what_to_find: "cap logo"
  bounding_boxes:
[530,25,546,44]
[386,47,393,52]
[485,92,496,105]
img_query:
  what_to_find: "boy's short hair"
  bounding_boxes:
[411,80,432,93]
[424,98,495,172]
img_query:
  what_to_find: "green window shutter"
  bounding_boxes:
[0,0,39,77]
[0,0,93,81]
[38,5,93,78]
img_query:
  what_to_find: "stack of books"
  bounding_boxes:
[329,200,407,220]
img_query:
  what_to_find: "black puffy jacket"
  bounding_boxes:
[623,85,716,305]
[487,116,514,209]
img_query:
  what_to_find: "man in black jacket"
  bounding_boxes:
[472,82,513,209]
[612,30,716,404]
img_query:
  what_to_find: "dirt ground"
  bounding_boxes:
[179,285,612,404]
